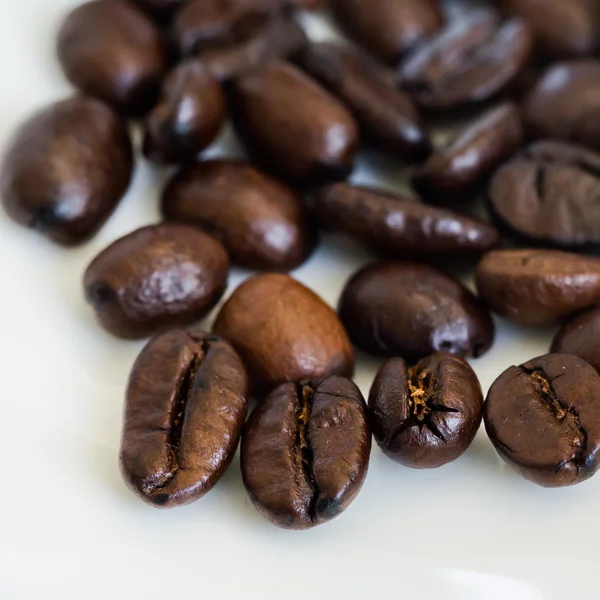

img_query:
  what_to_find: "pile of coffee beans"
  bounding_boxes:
[4,0,600,529]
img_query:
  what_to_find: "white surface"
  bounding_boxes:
[0,3,592,599]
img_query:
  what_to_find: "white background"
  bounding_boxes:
[0,2,592,599]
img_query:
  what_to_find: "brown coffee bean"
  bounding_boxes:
[241,376,371,529]
[476,249,600,327]
[213,273,354,392]
[162,159,316,270]
[338,261,494,361]
[330,0,444,64]
[142,60,226,165]
[84,224,229,339]
[552,307,600,373]
[0,97,133,246]
[297,43,431,161]
[399,9,533,110]
[485,353,600,487]
[412,103,523,205]
[229,62,359,184]
[121,328,248,507]
[369,353,483,468]
[314,183,500,259]
[57,0,168,115]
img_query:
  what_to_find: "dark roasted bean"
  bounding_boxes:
[552,307,600,374]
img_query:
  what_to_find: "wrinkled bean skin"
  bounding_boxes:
[412,103,523,205]
[314,184,500,259]
[142,61,226,165]
[485,354,600,487]
[369,353,483,468]
[84,224,229,339]
[330,0,444,64]
[162,159,316,270]
[297,43,431,161]
[213,273,354,392]
[121,329,249,507]
[399,9,533,110]
[241,376,371,529]
[57,1,168,115]
[338,262,494,361]
[552,307,600,374]
[229,62,359,185]
[476,249,600,328]
[0,97,133,246]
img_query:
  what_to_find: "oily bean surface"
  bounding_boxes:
[552,308,600,374]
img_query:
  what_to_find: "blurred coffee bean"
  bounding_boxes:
[552,307,600,373]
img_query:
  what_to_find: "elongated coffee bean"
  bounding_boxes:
[121,329,248,507]
[241,376,371,529]
[1,97,133,245]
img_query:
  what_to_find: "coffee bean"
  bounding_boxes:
[477,249,600,327]
[229,62,359,185]
[484,353,600,487]
[241,376,370,529]
[488,141,600,247]
[121,328,248,507]
[399,9,533,110]
[552,307,600,373]
[57,0,168,115]
[297,43,431,161]
[213,273,354,392]
[369,353,483,468]
[84,224,229,339]
[338,261,494,361]
[0,97,133,246]
[314,183,500,259]
[412,103,523,205]
[162,159,316,270]
[523,61,600,150]
[142,60,226,165]
[330,0,444,64]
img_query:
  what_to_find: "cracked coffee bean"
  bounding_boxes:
[0,97,133,246]
[338,261,494,361]
[297,43,431,161]
[229,62,359,185]
[369,353,483,468]
[330,0,444,64]
[488,141,600,248]
[213,273,354,392]
[476,249,600,327]
[162,159,316,271]
[411,103,523,205]
[314,183,500,259]
[552,307,600,374]
[399,9,533,110]
[121,328,249,507]
[241,376,371,529]
[484,353,600,487]
[84,224,229,339]
[57,0,168,115]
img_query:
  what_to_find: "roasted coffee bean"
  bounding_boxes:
[330,0,444,64]
[399,9,533,110]
[476,249,600,327]
[412,103,523,205]
[488,141,600,248]
[132,0,188,20]
[162,159,316,270]
[229,62,359,185]
[57,0,168,115]
[241,376,371,529]
[297,43,431,161]
[213,273,354,392]
[314,184,500,258]
[523,61,600,150]
[552,307,600,373]
[369,353,483,468]
[121,329,249,507]
[142,60,226,165]
[338,261,494,361]
[0,97,133,246]
[484,353,600,487]
[84,224,229,339]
